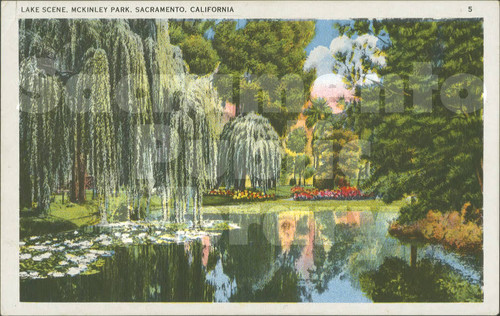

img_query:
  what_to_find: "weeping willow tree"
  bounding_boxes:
[74,48,117,223]
[103,20,156,221]
[19,19,223,226]
[218,113,282,192]
[19,57,62,215]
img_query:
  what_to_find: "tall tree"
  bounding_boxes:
[218,113,281,192]
[286,127,307,185]
[334,19,484,222]
[212,20,316,136]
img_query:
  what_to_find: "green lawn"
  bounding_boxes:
[202,198,404,214]
[20,188,404,237]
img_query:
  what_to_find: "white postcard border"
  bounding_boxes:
[1,1,499,315]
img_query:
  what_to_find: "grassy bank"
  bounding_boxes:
[203,198,404,214]
[20,203,100,238]
[21,187,403,237]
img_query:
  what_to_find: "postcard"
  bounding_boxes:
[1,1,499,315]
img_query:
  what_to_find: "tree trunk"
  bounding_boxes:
[126,194,131,221]
[236,171,246,190]
[71,115,86,204]
[312,154,317,183]
[410,244,417,268]
[71,152,86,203]
[193,190,198,229]
[356,165,362,188]
[197,190,203,228]
[146,194,151,218]
[162,188,167,222]
[78,155,86,202]
[100,193,109,225]
[476,162,483,193]
[135,192,141,220]
[293,158,297,184]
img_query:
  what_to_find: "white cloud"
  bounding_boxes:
[329,35,353,55]
[305,34,386,96]
[304,46,334,77]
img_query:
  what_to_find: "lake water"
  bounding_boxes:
[20,209,483,302]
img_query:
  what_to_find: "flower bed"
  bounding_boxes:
[206,189,234,197]
[291,186,373,201]
[207,189,275,201]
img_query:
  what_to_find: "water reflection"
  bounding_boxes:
[359,257,483,302]
[20,210,483,302]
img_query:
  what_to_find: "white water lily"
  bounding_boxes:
[29,245,49,251]
[66,267,81,276]
[83,253,98,262]
[48,271,65,278]
[19,219,237,280]
[100,240,112,246]
[32,252,52,261]
[65,253,78,262]
[30,236,39,241]
[77,241,93,248]
[20,253,32,260]
[89,249,113,257]
[122,237,133,244]
[50,245,65,252]
[94,234,110,242]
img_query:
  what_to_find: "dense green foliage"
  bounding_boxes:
[312,125,359,189]
[212,20,316,135]
[168,20,219,75]
[167,20,317,136]
[329,19,483,222]
[285,127,313,185]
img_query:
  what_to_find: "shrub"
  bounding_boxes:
[389,203,483,253]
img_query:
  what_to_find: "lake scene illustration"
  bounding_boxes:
[18,18,484,303]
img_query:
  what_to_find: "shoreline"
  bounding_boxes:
[388,210,483,255]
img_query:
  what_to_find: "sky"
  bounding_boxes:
[305,20,342,54]
[306,20,353,113]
